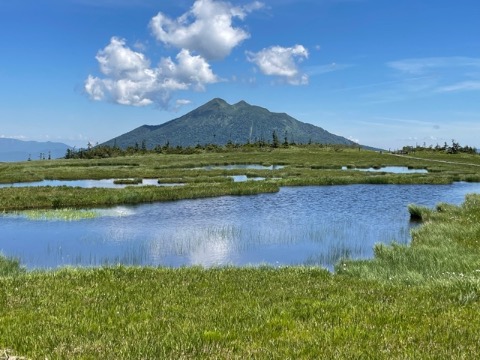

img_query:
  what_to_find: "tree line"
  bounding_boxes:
[396,140,477,155]
[64,132,359,159]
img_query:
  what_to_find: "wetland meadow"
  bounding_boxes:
[1,146,480,359]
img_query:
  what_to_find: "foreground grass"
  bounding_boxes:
[1,195,480,358]
[1,266,479,359]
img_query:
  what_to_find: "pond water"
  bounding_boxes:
[194,164,285,170]
[1,182,480,270]
[0,179,182,189]
[342,166,428,174]
[230,175,266,182]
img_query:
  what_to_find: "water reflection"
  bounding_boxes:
[0,179,182,188]
[342,166,428,174]
[194,164,285,170]
[230,175,266,182]
[1,182,480,270]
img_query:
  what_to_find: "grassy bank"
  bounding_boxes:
[1,194,480,358]
[0,182,279,211]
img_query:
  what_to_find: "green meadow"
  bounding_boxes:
[1,146,480,358]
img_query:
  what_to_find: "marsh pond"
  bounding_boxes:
[1,182,480,270]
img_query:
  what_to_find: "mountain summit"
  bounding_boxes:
[102,98,357,148]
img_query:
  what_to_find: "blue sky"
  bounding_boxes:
[1,0,479,150]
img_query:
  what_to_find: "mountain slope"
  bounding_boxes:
[0,138,71,162]
[103,98,357,148]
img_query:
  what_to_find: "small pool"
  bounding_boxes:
[230,175,266,182]
[342,166,428,174]
[0,179,183,189]
[194,164,285,170]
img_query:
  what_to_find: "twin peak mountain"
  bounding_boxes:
[103,98,357,149]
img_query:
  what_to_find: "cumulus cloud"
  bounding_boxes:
[85,37,218,108]
[246,45,309,85]
[150,0,263,60]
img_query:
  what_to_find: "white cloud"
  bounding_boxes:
[176,99,192,106]
[85,37,218,108]
[246,45,309,85]
[150,0,263,60]
[364,56,480,103]
[133,40,148,52]
[174,99,192,111]
[0,134,27,140]
[388,57,480,75]
[95,37,150,81]
[436,81,480,93]
[306,62,352,76]
[169,49,219,90]
[347,136,359,144]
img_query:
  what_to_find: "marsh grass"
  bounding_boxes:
[0,182,280,211]
[16,208,99,221]
[338,194,480,285]
[2,148,478,186]
[407,204,431,221]
[113,178,143,185]
[0,254,24,276]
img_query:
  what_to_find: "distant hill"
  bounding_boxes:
[0,138,71,162]
[102,98,359,149]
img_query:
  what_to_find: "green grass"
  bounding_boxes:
[0,182,279,211]
[0,255,25,277]
[337,194,480,285]
[112,178,143,185]
[0,266,479,359]
[11,208,100,221]
[407,203,431,221]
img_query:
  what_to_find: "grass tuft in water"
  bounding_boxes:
[20,208,99,221]
[0,254,25,276]
[407,203,431,221]
[113,178,143,185]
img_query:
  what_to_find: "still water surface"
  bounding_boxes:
[341,166,428,173]
[1,182,479,270]
[0,179,180,189]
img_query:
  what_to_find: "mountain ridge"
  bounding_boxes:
[0,138,72,162]
[102,98,359,149]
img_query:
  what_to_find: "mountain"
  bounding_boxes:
[102,98,358,149]
[0,138,72,162]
